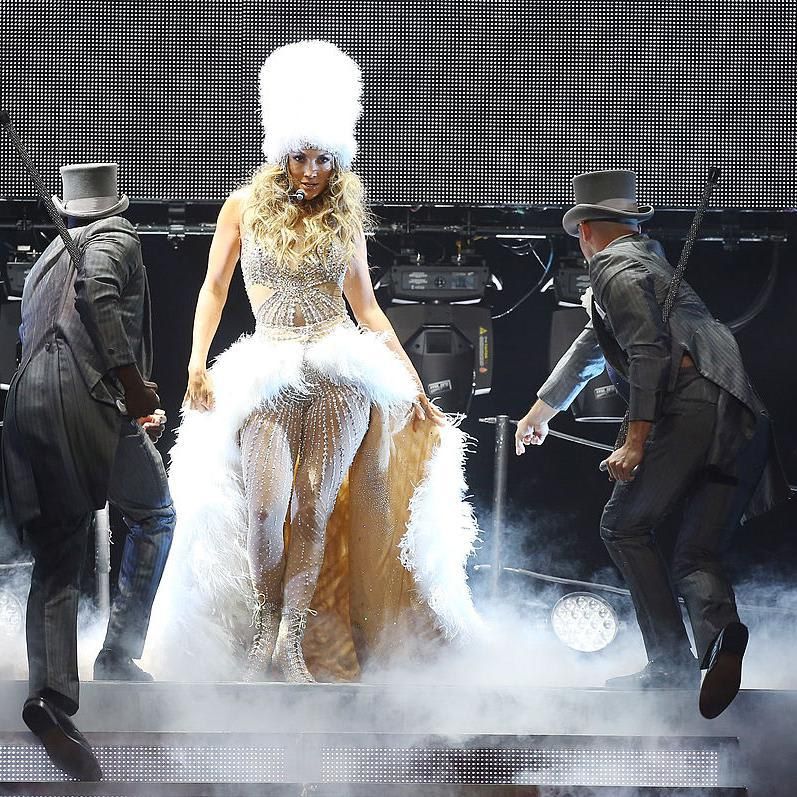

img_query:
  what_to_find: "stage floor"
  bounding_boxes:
[1,681,795,795]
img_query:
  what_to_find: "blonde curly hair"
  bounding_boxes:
[241,162,373,270]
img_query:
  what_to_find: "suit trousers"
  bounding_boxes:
[599,368,768,666]
[25,419,174,715]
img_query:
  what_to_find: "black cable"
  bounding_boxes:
[369,235,402,258]
[500,240,538,257]
[473,563,632,596]
[491,239,555,320]
[726,240,781,333]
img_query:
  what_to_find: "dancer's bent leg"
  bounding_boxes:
[99,420,175,681]
[602,374,717,686]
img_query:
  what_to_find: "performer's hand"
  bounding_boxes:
[139,409,167,442]
[184,366,215,412]
[125,379,160,418]
[515,413,549,455]
[412,393,446,430]
[601,442,644,482]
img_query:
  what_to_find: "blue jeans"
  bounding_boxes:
[103,419,175,659]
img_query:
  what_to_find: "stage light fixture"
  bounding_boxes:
[550,592,618,653]
[2,245,38,298]
[384,248,493,414]
[549,307,627,423]
[386,302,493,415]
[552,255,590,307]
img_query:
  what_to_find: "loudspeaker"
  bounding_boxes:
[549,307,626,422]
[386,304,493,414]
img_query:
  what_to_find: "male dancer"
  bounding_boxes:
[2,163,175,779]
[516,170,787,719]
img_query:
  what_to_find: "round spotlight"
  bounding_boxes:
[0,590,25,637]
[550,591,618,652]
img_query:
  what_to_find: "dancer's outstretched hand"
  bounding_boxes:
[184,366,215,412]
[412,393,446,429]
[515,414,548,455]
[515,399,557,455]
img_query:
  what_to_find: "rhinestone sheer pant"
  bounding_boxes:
[240,377,371,612]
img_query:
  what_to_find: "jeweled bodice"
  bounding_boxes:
[241,235,350,339]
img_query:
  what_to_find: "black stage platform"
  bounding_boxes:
[1,682,795,796]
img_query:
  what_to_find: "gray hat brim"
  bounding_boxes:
[52,194,129,220]
[562,203,654,237]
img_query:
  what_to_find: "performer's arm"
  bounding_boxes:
[74,222,160,418]
[539,324,606,411]
[516,323,605,455]
[74,222,140,373]
[595,263,670,423]
[184,191,243,411]
[595,260,670,481]
[343,230,445,426]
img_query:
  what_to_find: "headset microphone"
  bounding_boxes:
[288,188,306,204]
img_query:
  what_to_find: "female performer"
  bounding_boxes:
[146,41,480,683]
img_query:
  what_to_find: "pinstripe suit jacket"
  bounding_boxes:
[1,216,153,528]
[539,234,788,516]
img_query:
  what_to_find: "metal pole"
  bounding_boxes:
[94,503,111,618]
[478,414,615,592]
[490,414,510,598]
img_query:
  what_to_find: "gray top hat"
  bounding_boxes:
[562,170,654,237]
[52,163,129,220]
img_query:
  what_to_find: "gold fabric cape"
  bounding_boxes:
[298,409,444,681]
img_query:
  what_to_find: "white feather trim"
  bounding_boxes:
[145,324,481,677]
[400,424,483,641]
[259,40,362,168]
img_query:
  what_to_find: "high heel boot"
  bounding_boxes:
[273,607,317,683]
[244,595,280,682]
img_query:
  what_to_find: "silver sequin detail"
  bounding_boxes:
[241,236,350,340]
[238,235,372,683]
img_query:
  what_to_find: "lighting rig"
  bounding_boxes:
[0,244,33,414]
[1,243,37,299]
[551,253,590,307]
[378,244,496,414]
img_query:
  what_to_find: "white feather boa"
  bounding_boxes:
[145,324,481,677]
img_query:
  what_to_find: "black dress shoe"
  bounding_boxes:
[699,621,748,719]
[605,657,698,690]
[93,647,154,682]
[22,697,103,781]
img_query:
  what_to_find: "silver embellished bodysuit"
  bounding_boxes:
[241,236,351,340]
[238,235,371,614]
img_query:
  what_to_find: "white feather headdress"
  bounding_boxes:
[259,40,363,169]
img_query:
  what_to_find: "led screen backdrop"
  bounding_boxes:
[1,0,794,207]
